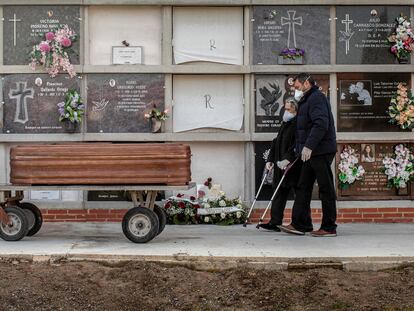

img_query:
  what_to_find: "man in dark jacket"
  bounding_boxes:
[259,98,301,231]
[280,73,338,237]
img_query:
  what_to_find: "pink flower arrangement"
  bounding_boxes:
[29,25,77,78]
[388,15,414,61]
[388,83,414,130]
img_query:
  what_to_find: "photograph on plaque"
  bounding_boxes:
[337,73,411,132]
[339,80,372,106]
[252,6,331,65]
[255,74,329,133]
[2,74,81,133]
[173,7,243,65]
[337,142,413,199]
[88,6,162,65]
[3,5,81,65]
[336,6,411,64]
[86,74,165,133]
[172,75,244,132]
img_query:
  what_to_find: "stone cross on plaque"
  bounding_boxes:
[340,14,354,55]
[8,13,21,46]
[8,82,34,124]
[281,10,302,48]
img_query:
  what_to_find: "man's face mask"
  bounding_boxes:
[294,77,310,101]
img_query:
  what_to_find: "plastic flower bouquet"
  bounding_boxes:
[382,144,414,189]
[30,25,77,78]
[57,89,84,123]
[388,15,414,63]
[388,83,414,130]
[338,145,365,189]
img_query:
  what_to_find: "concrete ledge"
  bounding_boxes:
[1,254,413,272]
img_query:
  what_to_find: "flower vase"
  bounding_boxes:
[398,56,409,64]
[63,121,78,133]
[396,187,409,196]
[151,118,162,133]
[278,56,303,65]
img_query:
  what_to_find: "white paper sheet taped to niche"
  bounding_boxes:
[173,75,244,132]
[88,6,162,65]
[173,7,244,65]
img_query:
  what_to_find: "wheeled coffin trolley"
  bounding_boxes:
[0,143,193,243]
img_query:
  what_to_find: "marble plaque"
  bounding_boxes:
[336,6,410,64]
[337,142,413,199]
[252,6,331,65]
[2,74,81,133]
[337,73,411,132]
[255,74,330,133]
[3,5,81,65]
[86,74,165,133]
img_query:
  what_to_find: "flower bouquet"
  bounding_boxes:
[29,25,77,78]
[277,48,305,65]
[388,14,414,63]
[382,144,413,190]
[144,105,168,133]
[338,145,365,190]
[387,83,414,130]
[163,192,247,225]
[57,89,84,132]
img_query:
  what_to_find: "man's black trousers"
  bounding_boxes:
[291,153,337,232]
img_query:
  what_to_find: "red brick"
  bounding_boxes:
[339,208,358,213]
[54,215,73,220]
[42,215,55,220]
[377,208,399,212]
[47,210,68,215]
[402,213,414,217]
[68,210,85,214]
[398,208,414,212]
[382,213,403,218]
[362,213,383,218]
[88,209,110,214]
[338,213,362,219]
[359,208,379,213]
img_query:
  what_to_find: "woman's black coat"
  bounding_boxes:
[267,118,301,188]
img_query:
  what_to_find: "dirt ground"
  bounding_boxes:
[0,260,413,311]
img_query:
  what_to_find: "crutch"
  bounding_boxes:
[256,158,299,229]
[243,166,271,227]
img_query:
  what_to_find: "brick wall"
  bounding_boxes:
[41,207,414,223]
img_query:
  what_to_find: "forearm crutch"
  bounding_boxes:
[256,158,299,229]
[243,168,270,227]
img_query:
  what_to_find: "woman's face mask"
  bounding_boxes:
[283,111,296,122]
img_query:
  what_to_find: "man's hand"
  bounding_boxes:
[265,162,274,171]
[301,147,312,162]
[277,159,290,170]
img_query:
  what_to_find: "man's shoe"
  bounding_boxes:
[310,229,337,237]
[258,223,281,232]
[279,224,305,236]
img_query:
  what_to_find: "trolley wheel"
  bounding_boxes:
[0,206,29,241]
[153,204,167,235]
[17,202,43,237]
[122,207,159,243]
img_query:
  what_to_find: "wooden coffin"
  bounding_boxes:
[10,143,191,185]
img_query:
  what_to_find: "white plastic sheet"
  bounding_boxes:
[173,7,244,65]
[173,75,244,132]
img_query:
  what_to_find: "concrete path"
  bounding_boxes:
[1,223,413,271]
